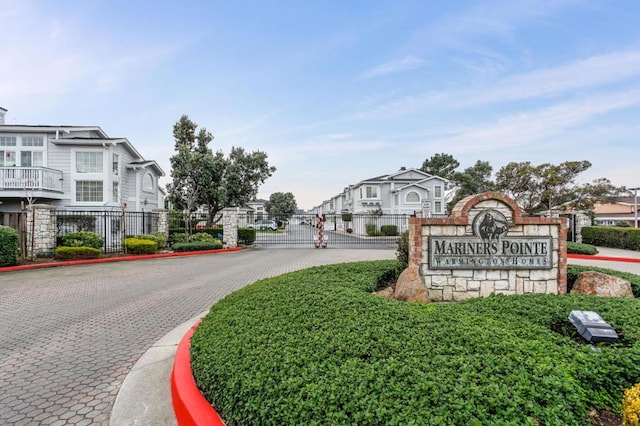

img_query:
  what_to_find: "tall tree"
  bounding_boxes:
[495,160,621,215]
[448,160,495,210]
[166,115,276,226]
[265,192,298,223]
[420,153,460,179]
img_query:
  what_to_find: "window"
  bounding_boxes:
[22,136,44,147]
[1,151,16,166]
[406,191,420,203]
[142,173,154,192]
[76,181,103,202]
[434,185,442,198]
[435,201,443,214]
[365,186,378,198]
[76,152,103,173]
[112,154,119,175]
[0,136,17,146]
[112,182,119,203]
[20,151,43,167]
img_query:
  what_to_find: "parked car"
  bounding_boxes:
[248,220,278,231]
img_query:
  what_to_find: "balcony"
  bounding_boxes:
[0,167,63,192]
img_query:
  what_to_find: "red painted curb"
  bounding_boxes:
[567,254,640,263]
[0,247,242,273]
[171,320,225,426]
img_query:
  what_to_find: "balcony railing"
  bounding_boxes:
[0,167,63,192]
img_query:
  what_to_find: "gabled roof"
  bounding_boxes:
[356,167,449,186]
[0,124,109,138]
[126,160,165,177]
[392,182,432,193]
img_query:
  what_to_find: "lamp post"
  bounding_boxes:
[630,187,640,228]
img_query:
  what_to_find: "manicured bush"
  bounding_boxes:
[346,228,353,234]
[54,246,101,260]
[567,264,640,296]
[623,383,640,426]
[172,240,223,252]
[136,232,168,249]
[567,241,598,255]
[380,224,399,236]
[341,212,353,222]
[238,228,256,245]
[124,238,157,254]
[192,261,640,425]
[189,232,216,243]
[582,226,640,251]
[59,231,103,250]
[0,225,19,267]
[616,221,632,227]
[193,228,224,241]
[56,214,96,232]
[365,223,383,236]
[396,230,409,273]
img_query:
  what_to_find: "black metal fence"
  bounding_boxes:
[55,210,156,254]
[239,213,411,249]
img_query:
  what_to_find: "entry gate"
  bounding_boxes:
[241,213,409,249]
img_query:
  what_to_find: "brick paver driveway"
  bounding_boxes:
[0,248,395,425]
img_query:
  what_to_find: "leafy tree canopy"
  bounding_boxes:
[167,115,275,226]
[495,160,621,215]
[420,153,460,179]
[448,160,495,210]
[265,192,298,222]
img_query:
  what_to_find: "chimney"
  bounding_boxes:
[400,166,406,171]
[0,107,6,125]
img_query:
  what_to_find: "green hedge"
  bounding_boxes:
[238,228,256,245]
[172,241,223,252]
[380,224,399,236]
[136,233,168,249]
[582,226,640,251]
[191,261,640,425]
[54,246,101,260]
[124,238,157,254]
[0,225,19,267]
[189,232,216,243]
[365,223,384,236]
[567,242,598,255]
[59,231,104,249]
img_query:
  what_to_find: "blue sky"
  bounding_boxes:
[2,0,640,209]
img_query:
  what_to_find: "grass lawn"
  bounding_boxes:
[191,260,640,425]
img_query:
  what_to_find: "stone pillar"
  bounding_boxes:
[222,208,239,248]
[26,204,56,257]
[153,209,169,237]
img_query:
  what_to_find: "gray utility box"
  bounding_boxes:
[568,310,619,343]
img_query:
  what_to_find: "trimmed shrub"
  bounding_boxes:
[124,238,157,254]
[616,220,632,227]
[582,226,640,251]
[0,225,19,267]
[346,228,353,234]
[172,240,223,252]
[365,223,384,236]
[623,383,640,426]
[396,230,409,273]
[54,246,101,260]
[59,231,103,249]
[137,233,168,249]
[191,261,640,425]
[567,242,598,255]
[341,212,353,222]
[194,228,224,241]
[380,224,399,236]
[189,232,216,243]
[238,228,256,245]
[567,264,640,296]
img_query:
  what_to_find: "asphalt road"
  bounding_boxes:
[0,248,396,425]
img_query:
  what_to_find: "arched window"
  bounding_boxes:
[142,173,154,192]
[406,191,420,203]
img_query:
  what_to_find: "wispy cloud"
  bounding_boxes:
[358,56,426,80]
[424,88,640,154]
[355,48,640,118]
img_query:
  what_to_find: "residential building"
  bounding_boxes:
[593,196,640,227]
[313,167,451,216]
[0,107,164,213]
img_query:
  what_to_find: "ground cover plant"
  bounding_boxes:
[191,261,640,425]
